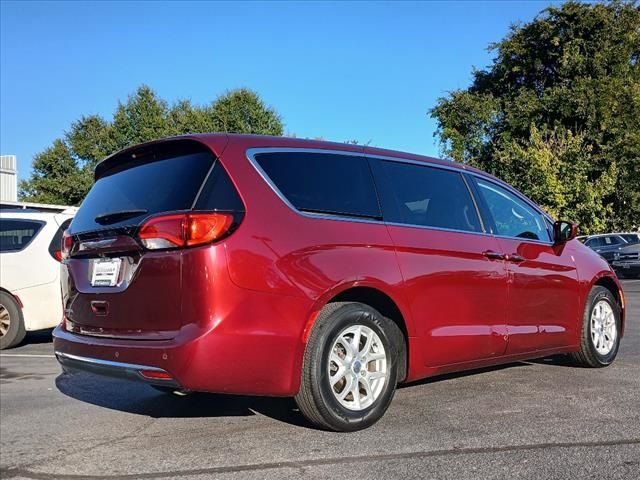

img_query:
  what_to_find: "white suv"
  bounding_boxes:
[0,206,76,349]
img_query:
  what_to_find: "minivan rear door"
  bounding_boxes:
[369,158,509,366]
[63,138,228,340]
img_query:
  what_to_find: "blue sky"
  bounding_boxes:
[1,0,560,180]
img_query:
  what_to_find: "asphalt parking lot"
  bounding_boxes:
[1,281,638,480]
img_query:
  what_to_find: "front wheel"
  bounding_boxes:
[295,302,404,431]
[570,286,621,367]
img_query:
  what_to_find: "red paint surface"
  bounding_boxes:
[53,134,624,396]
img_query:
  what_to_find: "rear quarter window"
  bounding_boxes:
[254,152,381,219]
[0,219,45,252]
[194,162,245,212]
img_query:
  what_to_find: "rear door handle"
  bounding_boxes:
[483,250,505,261]
[505,254,525,263]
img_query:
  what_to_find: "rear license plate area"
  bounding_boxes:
[91,258,122,287]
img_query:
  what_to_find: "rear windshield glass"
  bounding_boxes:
[254,152,381,219]
[0,219,44,252]
[71,150,215,234]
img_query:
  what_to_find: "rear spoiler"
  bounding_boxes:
[94,135,229,180]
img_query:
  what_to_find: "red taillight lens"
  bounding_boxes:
[138,369,174,380]
[61,230,73,259]
[138,213,234,250]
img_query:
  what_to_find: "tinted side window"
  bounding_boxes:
[255,152,381,219]
[0,219,44,252]
[475,179,551,242]
[373,160,482,233]
[604,236,623,246]
[620,234,639,244]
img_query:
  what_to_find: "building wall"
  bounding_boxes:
[0,155,18,202]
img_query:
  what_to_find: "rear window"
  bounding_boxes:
[70,144,216,234]
[254,152,381,219]
[0,219,44,252]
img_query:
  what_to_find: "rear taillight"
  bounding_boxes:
[138,213,234,250]
[61,230,73,259]
[138,369,174,380]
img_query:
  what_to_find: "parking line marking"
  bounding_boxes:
[0,353,55,358]
[1,438,639,479]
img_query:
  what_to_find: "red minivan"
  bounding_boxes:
[54,134,625,431]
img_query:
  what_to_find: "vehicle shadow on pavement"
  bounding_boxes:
[55,372,309,427]
[528,354,580,368]
[399,353,581,390]
[15,329,54,347]
[55,357,570,428]
[398,361,529,389]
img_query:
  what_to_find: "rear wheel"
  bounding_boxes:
[295,302,404,431]
[570,286,621,367]
[0,292,26,350]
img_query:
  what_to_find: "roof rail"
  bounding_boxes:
[0,200,77,213]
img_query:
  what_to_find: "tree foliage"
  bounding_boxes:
[431,1,640,233]
[19,86,284,204]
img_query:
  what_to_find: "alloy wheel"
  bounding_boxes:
[0,304,10,338]
[590,300,616,355]
[327,325,388,411]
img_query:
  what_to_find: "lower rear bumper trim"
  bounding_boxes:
[55,351,180,388]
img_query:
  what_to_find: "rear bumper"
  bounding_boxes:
[55,351,180,388]
[52,287,307,397]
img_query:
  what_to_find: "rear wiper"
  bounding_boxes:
[94,209,148,225]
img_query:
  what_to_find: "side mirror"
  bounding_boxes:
[554,220,578,244]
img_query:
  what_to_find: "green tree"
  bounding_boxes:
[19,86,284,205]
[431,1,640,233]
[208,89,283,135]
[18,139,92,206]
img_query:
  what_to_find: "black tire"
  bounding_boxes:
[570,286,621,367]
[295,302,404,431]
[0,292,26,350]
